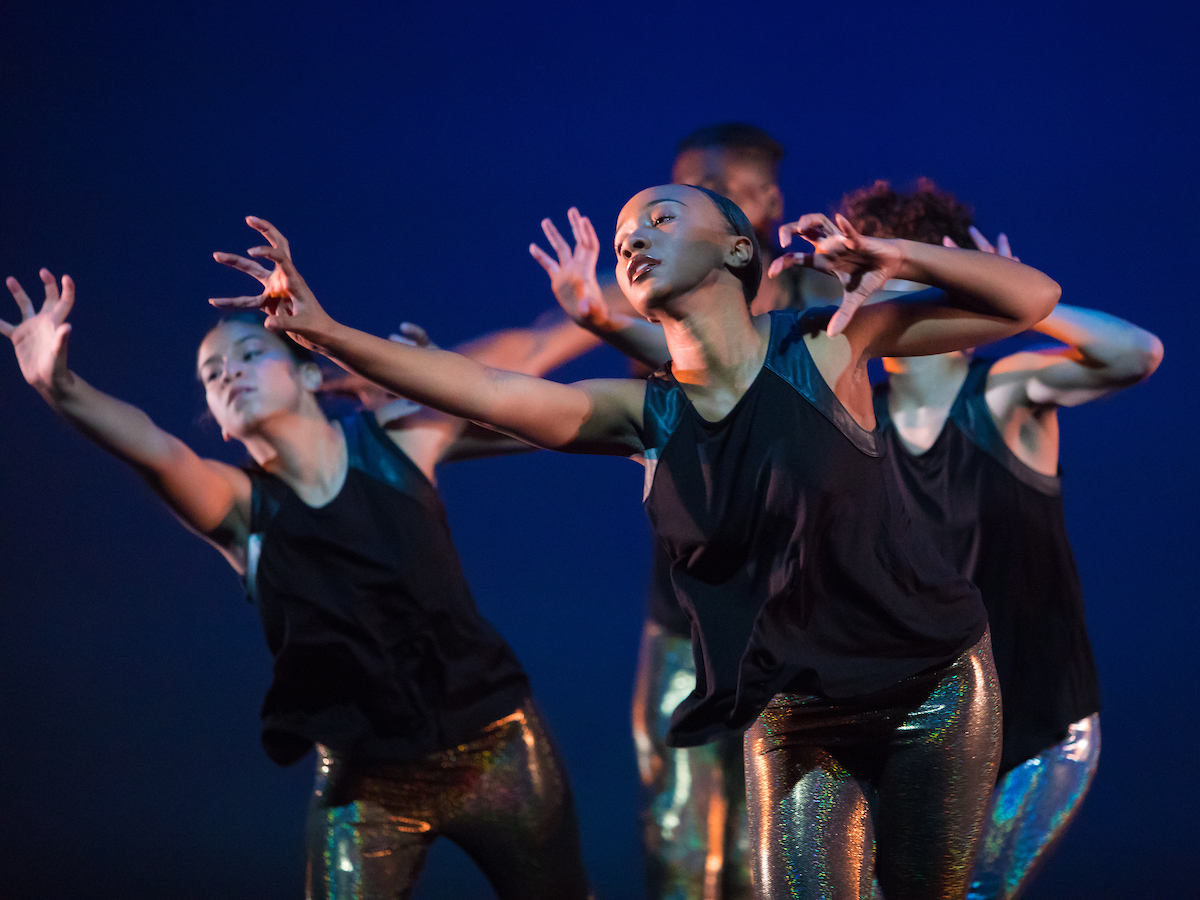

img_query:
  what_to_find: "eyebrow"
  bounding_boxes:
[198,334,265,370]
[615,198,688,245]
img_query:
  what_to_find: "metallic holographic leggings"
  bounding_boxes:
[745,632,1001,900]
[632,621,754,900]
[305,699,590,900]
[967,713,1100,900]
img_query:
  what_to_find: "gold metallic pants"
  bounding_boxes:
[745,632,1001,900]
[305,699,590,900]
[633,621,754,900]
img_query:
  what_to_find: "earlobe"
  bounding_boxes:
[727,236,754,270]
[300,362,323,392]
[767,186,784,223]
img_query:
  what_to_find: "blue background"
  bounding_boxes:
[1,1,1196,897]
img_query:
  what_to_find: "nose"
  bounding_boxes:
[221,355,246,384]
[617,230,650,260]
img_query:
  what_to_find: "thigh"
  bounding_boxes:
[635,621,741,899]
[441,700,590,900]
[745,718,877,900]
[873,635,1002,900]
[305,748,435,900]
[969,713,1100,900]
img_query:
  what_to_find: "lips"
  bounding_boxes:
[228,385,254,404]
[626,254,660,284]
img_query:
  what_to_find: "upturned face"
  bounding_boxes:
[197,320,316,440]
[670,149,782,233]
[614,184,746,317]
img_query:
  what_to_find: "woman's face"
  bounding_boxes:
[614,184,741,317]
[197,320,314,440]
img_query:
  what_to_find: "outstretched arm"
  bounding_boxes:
[2,271,250,564]
[771,214,1060,358]
[531,208,671,368]
[946,229,1163,406]
[211,217,646,456]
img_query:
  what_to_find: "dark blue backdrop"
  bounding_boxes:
[2,2,1196,897]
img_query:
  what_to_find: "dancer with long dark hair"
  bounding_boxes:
[1,259,593,900]
[838,179,1162,899]
[211,189,1060,898]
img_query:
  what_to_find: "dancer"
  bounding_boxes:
[535,123,840,900]
[0,263,593,900]
[838,179,1162,899]
[211,188,1060,898]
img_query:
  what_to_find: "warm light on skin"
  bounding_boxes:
[613,185,753,319]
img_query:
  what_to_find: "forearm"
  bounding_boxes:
[581,313,671,369]
[318,321,593,448]
[896,241,1060,328]
[35,372,238,533]
[455,312,602,377]
[1032,303,1164,381]
[41,371,181,470]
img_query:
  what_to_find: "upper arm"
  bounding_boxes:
[849,288,1043,360]
[991,344,1162,408]
[143,441,252,557]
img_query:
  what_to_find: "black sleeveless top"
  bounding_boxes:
[243,412,530,766]
[874,358,1101,773]
[640,308,988,747]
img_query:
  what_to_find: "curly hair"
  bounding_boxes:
[838,178,974,248]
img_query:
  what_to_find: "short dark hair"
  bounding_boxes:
[677,123,785,177]
[203,311,316,367]
[838,178,974,247]
[690,185,761,305]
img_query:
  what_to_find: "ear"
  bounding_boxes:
[220,427,232,442]
[726,235,755,270]
[299,361,323,392]
[765,186,784,224]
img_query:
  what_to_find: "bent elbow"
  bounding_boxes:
[1029,277,1062,327]
[1134,333,1165,380]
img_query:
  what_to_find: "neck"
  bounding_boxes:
[885,352,970,406]
[240,401,345,489]
[657,282,767,389]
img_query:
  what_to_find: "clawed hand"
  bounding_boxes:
[1,269,75,393]
[768,213,905,337]
[211,217,331,348]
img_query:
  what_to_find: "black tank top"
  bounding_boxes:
[874,358,1101,773]
[640,308,987,747]
[243,412,529,766]
[644,266,813,639]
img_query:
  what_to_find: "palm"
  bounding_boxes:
[530,207,611,328]
[2,271,74,391]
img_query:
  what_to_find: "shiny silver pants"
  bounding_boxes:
[967,713,1100,899]
[745,632,1001,900]
[305,699,589,900]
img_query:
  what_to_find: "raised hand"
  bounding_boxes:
[529,208,616,331]
[943,226,1019,261]
[769,213,906,337]
[2,269,76,396]
[211,217,334,348]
